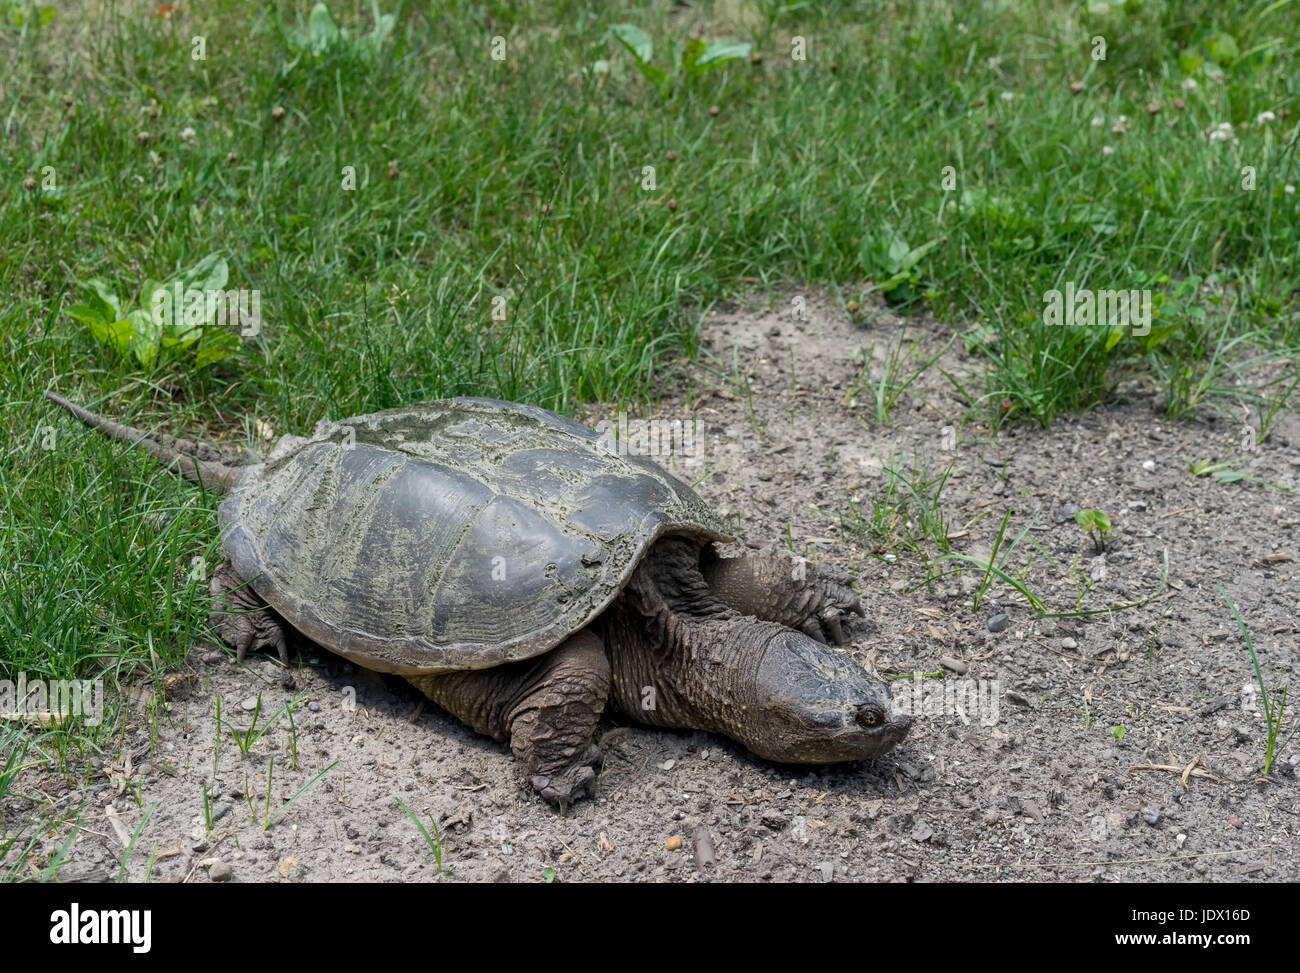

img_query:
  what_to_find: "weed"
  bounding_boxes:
[396,797,445,874]
[1074,509,1112,553]
[1220,584,1295,774]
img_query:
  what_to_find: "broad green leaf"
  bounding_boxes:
[78,278,122,322]
[195,331,241,369]
[178,253,228,294]
[1207,32,1238,65]
[139,278,168,330]
[66,304,110,327]
[1104,327,1125,351]
[1214,471,1245,484]
[897,238,940,271]
[307,3,341,54]
[85,318,134,358]
[633,59,670,94]
[887,234,911,268]
[611,24,653,64]
[687,41,751,75]
[682,38,706,74]
[357,1,396,58]
[1138,324,1174,352]
[127,309,161,369]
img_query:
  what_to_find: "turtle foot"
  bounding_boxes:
[530,744,602,807]
[703,550,865,645]
[209,561,291,665]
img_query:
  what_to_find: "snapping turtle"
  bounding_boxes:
[47,392,910,804]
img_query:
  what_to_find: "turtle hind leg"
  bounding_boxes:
[408,630,610,808]
[700,548,864,645]
[209,561,290,664]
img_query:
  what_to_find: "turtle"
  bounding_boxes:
[46,392,910,805]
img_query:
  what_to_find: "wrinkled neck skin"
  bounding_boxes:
[600,538,783,733]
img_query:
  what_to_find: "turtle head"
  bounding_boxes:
[742,629,910,763]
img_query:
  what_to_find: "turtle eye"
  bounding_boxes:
[857,706,883,728]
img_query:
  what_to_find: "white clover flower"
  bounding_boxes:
[956,22,968,34]
[1181,78,1199,91]
[1256,110,1276,125]
[179,126,196,142]
[1285,184,1296,195]
[1001,91,1015,101]
[1091,116,1104,127]
[1101,145,1115,157]
[1118,114,1129,124]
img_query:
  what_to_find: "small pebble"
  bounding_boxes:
[665,836,682,851]
[818,861,834,882]
[1061,637,1078,650]
[692,827,716,868]
[1141,460,1156,471]
[988,613,1009,633]
[1143,807,1162,825]
[939,656,969,675]
[308,701,320,712]
[660,759,675,771]
[1228,815,1242,829]
[240,697,258,711]
[208,861,232,882]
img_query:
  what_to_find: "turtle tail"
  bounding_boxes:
[45,391,256,494]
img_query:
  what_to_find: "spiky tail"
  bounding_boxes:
[45,391,257,493]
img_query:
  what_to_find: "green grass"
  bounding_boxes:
[1,0,1298,716]
[1220,583,1296,775]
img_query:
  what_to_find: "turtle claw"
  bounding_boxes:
[782,563,861,645]
[703,551,864,645]
[210,562,291,666]
[805,566,862,645]
[530,745,602,807]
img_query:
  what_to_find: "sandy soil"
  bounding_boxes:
[5,292,1298,882]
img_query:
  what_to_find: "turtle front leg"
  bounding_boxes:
[701,550,864,645]
[209,561,291,664]
[407,631,610,807]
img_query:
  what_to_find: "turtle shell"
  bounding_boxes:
[218,398,729,674]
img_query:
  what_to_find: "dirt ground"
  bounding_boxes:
[5,293,1298,882]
